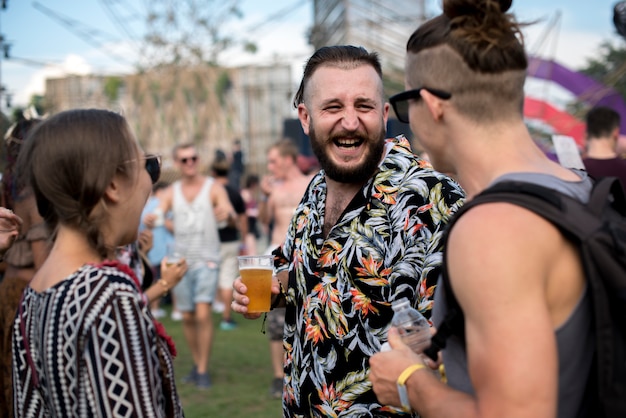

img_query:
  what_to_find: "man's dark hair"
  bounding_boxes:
[586,106,621,139]
[293,45,382,108]
[211,160,230,177]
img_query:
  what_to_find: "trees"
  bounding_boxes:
[579,40,626,103]
[140,0,254,69]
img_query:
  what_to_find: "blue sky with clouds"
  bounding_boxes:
[1,0,623,111]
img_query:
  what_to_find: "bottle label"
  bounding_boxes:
[398,324,431,353]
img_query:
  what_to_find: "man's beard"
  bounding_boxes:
[309,123,386,184]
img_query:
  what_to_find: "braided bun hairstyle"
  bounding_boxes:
[443,0,524,72]
[409,0,525,73]
[17,109,138,259]
[443,0,512,19]
[405,0,527,121]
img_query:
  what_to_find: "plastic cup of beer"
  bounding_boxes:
[165,242,183,266]
[238,255,274,313]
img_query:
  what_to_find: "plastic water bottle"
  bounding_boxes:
[391,297,431,354]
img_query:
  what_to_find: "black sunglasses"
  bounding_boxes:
[179,155,198,164]
[389,87,452,124]
[143,154,162,184]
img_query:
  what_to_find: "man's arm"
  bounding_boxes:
[232,191,249,252]
[144,258,188,303]
[258,175,275,227]
[237,212,249,253]
[369,328,475,416]
[164,217,174,233]
[442,203,558,417]
[143,186,173,228]
[210,182,235,225]
[258,194,274,228]
[371,203,561,418]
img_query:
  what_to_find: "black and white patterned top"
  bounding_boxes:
[12,262,183,417]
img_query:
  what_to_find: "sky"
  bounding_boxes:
[0,0,624,114]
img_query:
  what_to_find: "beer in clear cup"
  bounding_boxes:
[238,255,274,313]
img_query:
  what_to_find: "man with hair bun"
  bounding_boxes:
[370,1,595,417]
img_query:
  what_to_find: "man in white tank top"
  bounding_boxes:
[144,143,235,389]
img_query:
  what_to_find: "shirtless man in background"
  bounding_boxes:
[258,138,313,398]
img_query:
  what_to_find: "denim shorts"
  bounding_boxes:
[172,263,219,312]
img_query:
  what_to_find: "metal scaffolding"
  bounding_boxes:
[310,0,429,86]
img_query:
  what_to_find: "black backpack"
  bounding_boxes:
[423,177,626,418]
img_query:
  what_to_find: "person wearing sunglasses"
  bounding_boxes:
[232,45,464,417]
[370,1,595,417]
[11,109,185,417]
[144,142,235,389]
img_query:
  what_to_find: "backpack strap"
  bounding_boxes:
[423,196,476,360]
[425,176,626,361]
[478,177,625,241]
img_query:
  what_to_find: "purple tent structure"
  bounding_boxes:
[527,56,626,135]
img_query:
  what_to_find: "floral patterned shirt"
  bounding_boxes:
[274,135,465,417]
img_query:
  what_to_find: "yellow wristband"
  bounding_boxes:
[397,363,426,411]
[398,363,426,385]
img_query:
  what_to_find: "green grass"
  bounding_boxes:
[159,307,283,418]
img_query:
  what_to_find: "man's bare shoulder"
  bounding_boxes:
[448,201,568,290]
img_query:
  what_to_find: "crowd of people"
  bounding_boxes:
[0,0,624,416]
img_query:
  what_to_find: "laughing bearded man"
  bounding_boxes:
[232,45,465,417]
